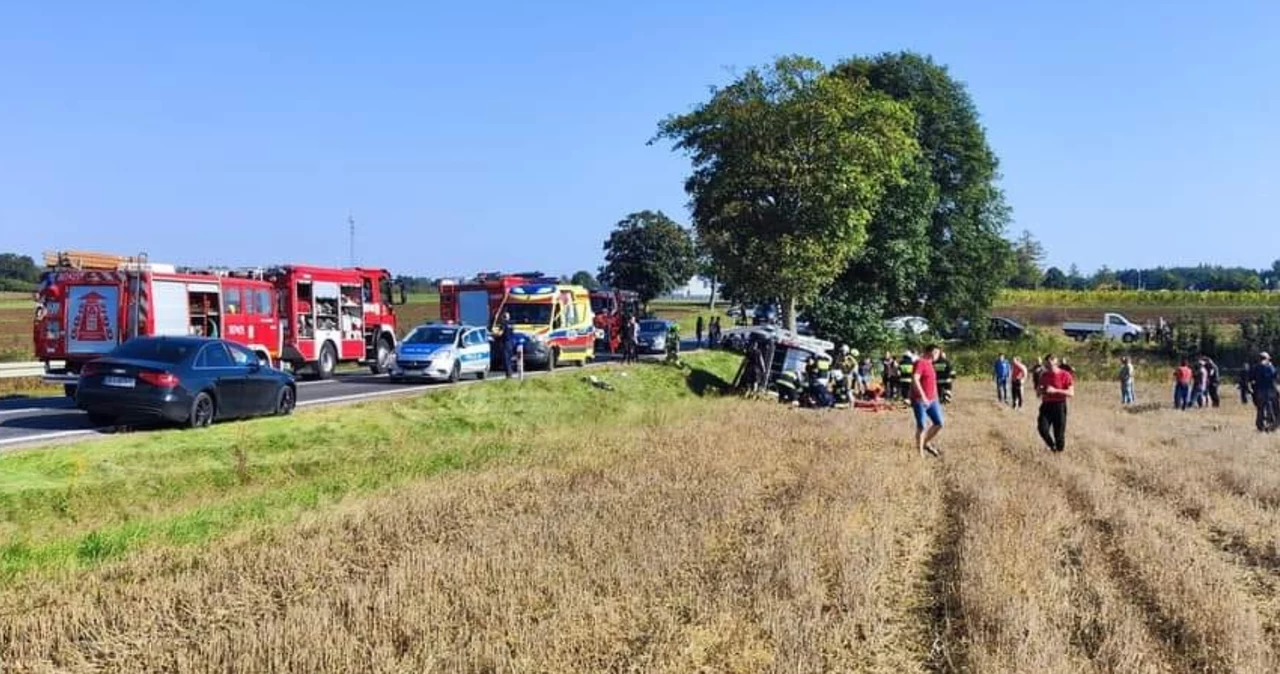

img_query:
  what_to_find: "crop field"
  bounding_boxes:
[3,355,1280,672]
[995,289,1280,327]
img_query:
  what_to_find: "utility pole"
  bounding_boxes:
[348,213,356,267]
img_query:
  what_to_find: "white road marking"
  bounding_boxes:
[0,407,62,417]
[0,429,96,448]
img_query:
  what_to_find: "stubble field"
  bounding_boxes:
[2,378,1280,672]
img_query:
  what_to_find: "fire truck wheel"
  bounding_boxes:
[188,392,215,429]
[369,337,393,375]
[318,343,337,380]
[448,361,461,383]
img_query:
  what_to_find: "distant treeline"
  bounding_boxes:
[1035,264,1276,292]
[0,253,39,292]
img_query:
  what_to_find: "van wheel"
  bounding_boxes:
[188,392,215,429]
[318,343,337,380]
[449,361,461,383]
[369,336,393,374]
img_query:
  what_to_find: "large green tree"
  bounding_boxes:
[569,270,600,290]
[598,210,697,306]
[0,253,39,283]
[1008,230,1046,289]
[654,56,919,330]
[812,53,1013,343]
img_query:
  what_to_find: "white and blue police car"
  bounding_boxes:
[389,323,491,383]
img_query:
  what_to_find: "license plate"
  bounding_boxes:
[103,376,135,388]
[404,369,423,376]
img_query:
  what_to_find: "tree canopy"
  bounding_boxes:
[807,52,1013,346]
[569,270,600,290]
[598,210,697,305]
[654,55,919,330]
[1008,230,1045,289]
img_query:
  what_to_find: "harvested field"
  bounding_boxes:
[3,378,1280,672]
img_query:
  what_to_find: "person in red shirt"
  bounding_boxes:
[910,344,944,458]
[1036,354,1075,452]
[1173,359,1193,410]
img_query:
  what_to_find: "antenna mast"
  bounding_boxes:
[348,213,356,267]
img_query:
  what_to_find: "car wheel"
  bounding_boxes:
[476,368,487,380]
[1122,333,1137,344]
[318,343,337,380]
[369,337,393,374]
[86,412,115,427]
[188,392,215,429]
[448,361,461,383]
[275,386,296,416]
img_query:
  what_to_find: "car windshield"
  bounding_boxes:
[404,326,458,344]
[111,339,196,363]
[504,303,553,325]
[640,320,667,332]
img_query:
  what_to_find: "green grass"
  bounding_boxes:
[0,352,739,580]
[650,301,734,337]
[0,292,32,310]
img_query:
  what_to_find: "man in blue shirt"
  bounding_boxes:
[993,353,1012,405]
[1251,352,1277,432]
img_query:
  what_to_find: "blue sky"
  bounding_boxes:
[2,1,1276,277]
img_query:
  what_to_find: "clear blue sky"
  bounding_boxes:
[2,1,1276,277]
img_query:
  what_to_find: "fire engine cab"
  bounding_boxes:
[263,264,403,379]
[35,251,282,396]
[34,252,405,395]
[438,272,554,327]
[589,288,640,353]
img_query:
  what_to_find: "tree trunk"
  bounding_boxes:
[706,275,717,310]
[784,296,797,332]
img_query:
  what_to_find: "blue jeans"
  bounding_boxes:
[1174,383,1190,410]
[1121,381,1134,405]
[996,378,1009,403]
[912,400,944,430]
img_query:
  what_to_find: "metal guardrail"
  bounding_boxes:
[0,362,43,379]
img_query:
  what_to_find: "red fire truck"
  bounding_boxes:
[34,252,404,394]
[263,264,403,379]
[438,271,554,327]
[589,289,640,352]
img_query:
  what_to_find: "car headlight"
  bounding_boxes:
[433,348,455,361]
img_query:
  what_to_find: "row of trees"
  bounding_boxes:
[0,253,40,292]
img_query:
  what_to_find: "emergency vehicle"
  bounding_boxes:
[262,265,404,379]
[589,288,640,353]
[35,251,282,395]
[493,283,595,369]
[34,252,404,394]
[438,271,552,327]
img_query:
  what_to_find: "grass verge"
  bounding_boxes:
[0,352,739,581]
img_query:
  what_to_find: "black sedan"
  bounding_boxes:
[76,336,296,428]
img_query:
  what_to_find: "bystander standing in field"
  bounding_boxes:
[1192,359,1208,408]
[1011,356,1027,409]
[1173,359,1193,410]
[695,316,704,348]
[1036,354,1075,452]
[1119,356,1135,405]
[622,316,639,364]
[1239,364,1252,405]
[910,345,944,458]
[1251,352,1277,432]
[881,352,898,400]
[993,353,1011,405]
[1204,355,1221,407]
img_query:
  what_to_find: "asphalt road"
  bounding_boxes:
[0,341,708,450]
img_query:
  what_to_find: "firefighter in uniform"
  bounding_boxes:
[897,352,916,400]
[935,350,955,403]
[775,369,801,405]
[665,322,681,364]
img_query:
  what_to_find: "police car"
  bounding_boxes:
[389,323,491,383]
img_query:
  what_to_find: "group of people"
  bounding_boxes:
[1172,355,1221,410]
[692,316,723,349]
[912,349,1075,458]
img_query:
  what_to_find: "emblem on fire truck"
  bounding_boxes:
[71,291,114,342]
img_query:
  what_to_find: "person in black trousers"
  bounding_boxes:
[1036,354,1075,452]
